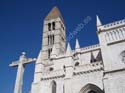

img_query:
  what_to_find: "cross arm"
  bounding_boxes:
[9,58,36,67]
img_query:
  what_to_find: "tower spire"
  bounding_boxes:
[96,15,102,27]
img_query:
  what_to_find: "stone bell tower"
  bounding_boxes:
[41,6,66,61]
[31,7,66,92]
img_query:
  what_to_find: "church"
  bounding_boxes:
[31,6,125,93]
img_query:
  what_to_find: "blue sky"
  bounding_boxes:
[0,0,125,93]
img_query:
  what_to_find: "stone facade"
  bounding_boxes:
[31,6,125,93]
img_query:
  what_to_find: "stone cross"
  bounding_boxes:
[9,52,36,93]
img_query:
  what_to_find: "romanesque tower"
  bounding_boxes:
[41,6,66,60]
[31,6,66,91]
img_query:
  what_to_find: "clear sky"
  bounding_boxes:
[0,0,125,93]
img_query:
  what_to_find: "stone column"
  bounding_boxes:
[14,63,25,93]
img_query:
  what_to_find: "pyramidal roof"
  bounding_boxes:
[45,6,64,21]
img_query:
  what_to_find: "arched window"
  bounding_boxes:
[53,35,54,44]
[52,81,56,93]
[52,22,55,30]
[48,48,52,59]
[120,50,125,63]
[50,35,52,45]
[48,35,55,45]
[48,23,51,31]
[48,49,51,58]
[48,35,50,45]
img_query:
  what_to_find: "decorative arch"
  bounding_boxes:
[51,80,57,93]
[79,84,103,93]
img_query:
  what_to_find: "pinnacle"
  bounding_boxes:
[75,39,81,52]
[66,43,72,56]
[96,15,102,27]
